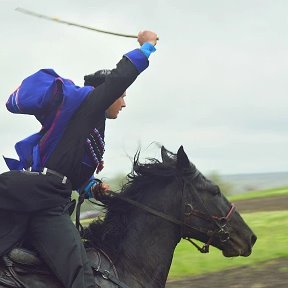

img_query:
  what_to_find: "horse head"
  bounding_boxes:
[161,145,257,257]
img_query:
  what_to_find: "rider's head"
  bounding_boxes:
[84,70,126,119]
[84,69,111,87]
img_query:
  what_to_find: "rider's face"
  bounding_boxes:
[105,92,126,119]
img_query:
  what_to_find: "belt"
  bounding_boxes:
[26,167,68,184]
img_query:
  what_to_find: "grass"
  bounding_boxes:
[228,186,288,201]
[80,217,97,226]
[168,210,288,279]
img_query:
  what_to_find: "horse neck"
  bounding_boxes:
[109,182,182,288]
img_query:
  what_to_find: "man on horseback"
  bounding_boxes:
[0,30,158,288]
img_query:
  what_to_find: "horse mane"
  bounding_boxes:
[82,147,183,259]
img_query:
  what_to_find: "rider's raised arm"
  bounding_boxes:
[83,30,157,121]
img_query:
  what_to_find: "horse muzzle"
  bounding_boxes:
[222,232,257,257]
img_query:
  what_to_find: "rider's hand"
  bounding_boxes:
[91,182,110,200]
[138,31,158,46]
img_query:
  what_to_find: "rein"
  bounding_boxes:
[109,191,235,253]
[75,177,236,252]
[92,185,236,254]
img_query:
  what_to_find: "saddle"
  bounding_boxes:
[0,247,128,288]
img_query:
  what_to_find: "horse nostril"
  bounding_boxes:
[251,234,257,246]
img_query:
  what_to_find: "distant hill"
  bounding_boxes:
[222,171,288,194]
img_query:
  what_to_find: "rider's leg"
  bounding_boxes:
[28,201,95,288]
[0,210,30,256]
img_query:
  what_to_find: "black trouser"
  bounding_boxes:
[0,210,30,255]
[28,202,96,288]
[0,171,96,288]
[0,203,95,288]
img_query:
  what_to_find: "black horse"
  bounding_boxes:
[0,146,256,288]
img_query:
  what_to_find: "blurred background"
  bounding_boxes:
[0,0,287,287]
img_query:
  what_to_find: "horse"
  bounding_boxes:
[0,146,257,288]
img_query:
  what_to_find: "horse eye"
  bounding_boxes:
[212,186,221,196]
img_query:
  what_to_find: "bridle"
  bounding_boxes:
[183,203,236,253]
[104,177,236,254]
[179,175,236,252]
[182,190,236,252]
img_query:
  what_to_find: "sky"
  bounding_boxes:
[0,0,287,179]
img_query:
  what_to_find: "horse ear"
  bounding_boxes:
[161,146,174,165]
[177,146,191,169]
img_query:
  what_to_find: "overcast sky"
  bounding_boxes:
[0,0,287,178]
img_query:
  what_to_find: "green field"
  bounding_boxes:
[228,186,288,201]
[168,210,288,279]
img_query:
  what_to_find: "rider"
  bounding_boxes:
[0,30,158,288]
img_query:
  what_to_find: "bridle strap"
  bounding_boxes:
[182,201,236,253]
[107,191,212,234]
[89,188,236,254]
[214,203,236,222]
[185,235,214,253]
[185,204,236,226]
